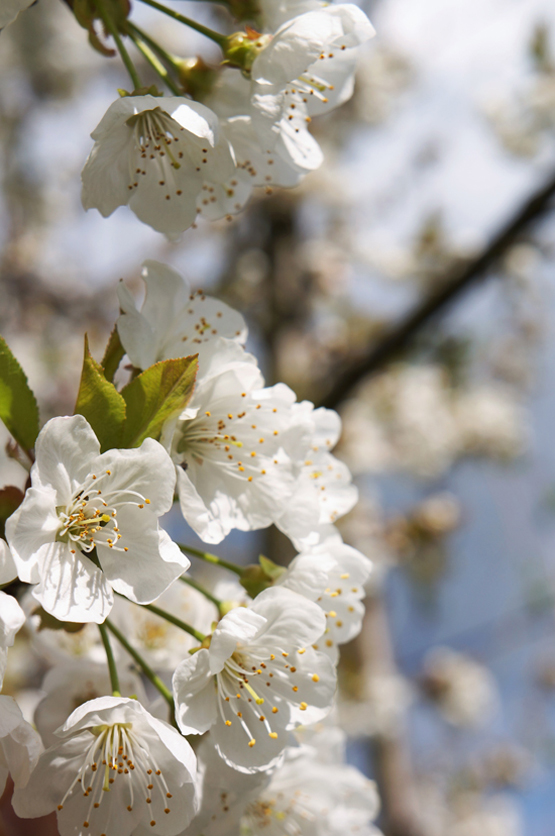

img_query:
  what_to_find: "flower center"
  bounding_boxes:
[56,721,174,834]
[243,790,315,835]
[56,470,150,556]
[127,107,184,170]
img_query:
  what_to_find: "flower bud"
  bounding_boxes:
[223,28,272,74]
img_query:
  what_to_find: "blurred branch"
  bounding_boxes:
[357,595,427,836]
[319,170,555,409]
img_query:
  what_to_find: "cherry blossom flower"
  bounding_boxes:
[34,662,146,748]
[240,744,382,836]
[173,587,336,773]
[249,5,376,154]
[13,696,199,836]
[166,362,310,543]
[179,728,382,836]
[81,95,244,238]
[276,539,372,662]
[5,415,188,624]
[116,260,247,373]
[209,70,323,188]
[275,406,358,548]
[0,695,42,795]
[0,0,34,29]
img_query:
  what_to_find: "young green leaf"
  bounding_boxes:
[120,355,198,448]
[0,334,40,453]
[74,335,127,451]
[101,325,126,383]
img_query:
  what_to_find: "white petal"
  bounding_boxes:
[0,538,17,585]
[173,650,218,735]
[98,522,187,604]
[129,160,201,239]
[81,119,134,217]
[0,696,42,792]
[210,608,266,674]
[94,438,176,517]
[31,541,114,624]
[0,0,34,29]
[250,587,326,650]
[31,415,100,500]
[0,590,25,647]
[5,486,62,584]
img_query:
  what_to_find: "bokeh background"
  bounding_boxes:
[2,0,555,833]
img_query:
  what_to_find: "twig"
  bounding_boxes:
[319,171,555,409]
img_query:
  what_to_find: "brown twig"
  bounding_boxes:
[319,171,555,409]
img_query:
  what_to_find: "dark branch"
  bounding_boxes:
[319,170,555,410]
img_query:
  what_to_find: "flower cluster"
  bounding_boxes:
[0,258,379,835]
[77,0,375,236]
[0,1,382,830]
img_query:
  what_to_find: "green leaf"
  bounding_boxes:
[0,486,24,540]
[101,325,126,383]
[74,335,127,451]
[0,334,40,453]
[120,355,198,448]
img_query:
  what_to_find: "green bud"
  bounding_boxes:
[223,28,272,74]
[176,57,218,101]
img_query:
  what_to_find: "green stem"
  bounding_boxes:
[94,0,142,90]
[105,618,173,707]
[98,623,121,697]
[137,0,227,47]
[127,22,182,96]
[141,603,206,643]
[178,543,244,577]
[180,575,223,609]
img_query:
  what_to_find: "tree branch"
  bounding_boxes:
[319,171,555,409]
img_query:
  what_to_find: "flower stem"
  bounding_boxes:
[127,22,182,96]
[136,0,227,47]
[180,575,223,610]
[94,0,142,90]
[105,618,174,708]
[141,602,207,643]
[178,543,244,577]
[98,623,121,697]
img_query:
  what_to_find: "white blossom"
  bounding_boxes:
[34,661,146,748]
[240,748,382,836]
[0,695,42,795]
[6,415,188,624]
[0,0,34,29]
[275,406,358,548]
[173,587,336,773]
[81,95,245,238]
[208,70,321,188]
[276,539,371,662]
[13,696,199,836]
[166,363,309,544]
[249,5,376,157]
[0,589,25,688]
[116,260,247,372]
